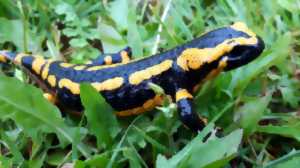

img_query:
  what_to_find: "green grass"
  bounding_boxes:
[0,0,300,167]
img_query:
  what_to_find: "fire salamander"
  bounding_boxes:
[0,22,264,132]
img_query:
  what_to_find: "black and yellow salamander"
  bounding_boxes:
[0,22,264,132]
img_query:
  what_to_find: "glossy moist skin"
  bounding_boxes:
[0,22,265,132]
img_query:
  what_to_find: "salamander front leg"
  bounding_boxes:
[175,89,207,132]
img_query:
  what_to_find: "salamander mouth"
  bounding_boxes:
[224,36,265,71]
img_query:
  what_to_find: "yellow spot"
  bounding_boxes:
[91,77,124,91]
[121,51,130,63]
[176,37,257,71]
[58,78,80,94]
[60,63,73,68]
[74,65,86,70]
[104,56,113,65]
[116,95,163,116]
[175,89,193,102]
[14,53,28,64]
[41,60,54,79]
[129,60,173,85]
[32,57,46,74]
[43,93,56,104]
[47,75,57,87]
[0,54,7,63]
[231,22,256,37]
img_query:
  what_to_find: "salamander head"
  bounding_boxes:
[176,22,265,72]
[222,22,265,71]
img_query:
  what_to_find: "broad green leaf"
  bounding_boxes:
[80,84,120,148]
[277,0,300,12]
[279,87,299,108]
[235,94,271,135]
[28,149,47,168]
[0,75,90,157]
[46,150,69,166]
[0,0,19,18]
[69,38,88,48]
[127,3,143,57]
[0,18,25,51]
[55,2,77,22]
[180,129,243,168]
[123,148,142,168]
[258,122,300,142]
[109,0,129,30]
[278,75,299,108]
[274,156,300,168]
[170,6,193,40]
[0,156,13,168]
[156,125,243,168]
[74,152,110,168]
[264,150,300,168]
[0,131,24,165]
[133,126,169,153]
[97,22,126,53]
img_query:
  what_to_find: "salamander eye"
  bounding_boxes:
[224,36,265,71]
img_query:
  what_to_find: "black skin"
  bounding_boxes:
[0,26,265,132]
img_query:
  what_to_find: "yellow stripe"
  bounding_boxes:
[47,75,57,87]
[74,65,86,70]
[41,60,54,80]
[175,89,193,102]
[14,53,28,64]
[60,63,73,68]
[91,77,124,91]
[85,60,93,64]
[58,77,124,95]
[231,22,256,37]
[129,60,173,85]
[176,37,257,71]
[32,57,46,74]
[58,78,80,94]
